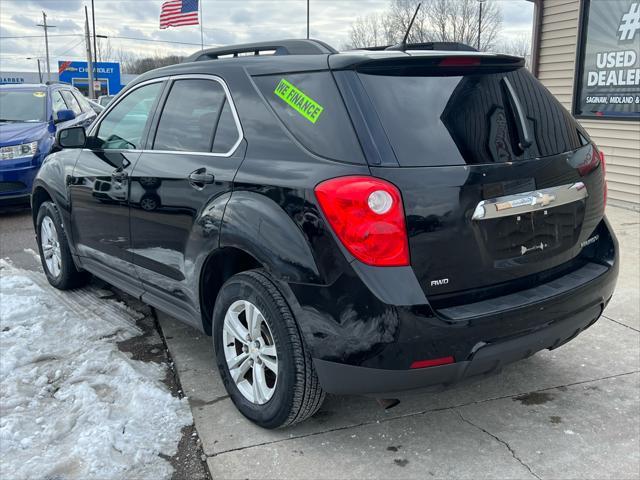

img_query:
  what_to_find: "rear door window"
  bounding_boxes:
[60,90,83,116]
[254,72,365,164]
[153,78,240,154]
[51,91,68,114]
[357,68,583,166]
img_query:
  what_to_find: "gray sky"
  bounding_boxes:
[0,0,534,71]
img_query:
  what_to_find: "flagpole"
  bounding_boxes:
[199,0,204,50]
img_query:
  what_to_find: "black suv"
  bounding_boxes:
[32,40,618,428]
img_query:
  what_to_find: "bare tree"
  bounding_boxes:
[426,0,502,50]
[347,13,396,49]
[96,37,113,63]
[116,48,184,74]
[346,0,502,51]
[494,33,532,68]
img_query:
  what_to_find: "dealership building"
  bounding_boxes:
[0,61,137,96]
[530,0,640,208]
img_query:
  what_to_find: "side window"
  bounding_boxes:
[51,91,68,114]
[153,78,237,153]
[60,90,82,115]
[96,82,163,150]
[72,90,93,113]
[254,72,365,163]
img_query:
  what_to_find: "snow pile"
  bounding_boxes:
[0,261,192,480]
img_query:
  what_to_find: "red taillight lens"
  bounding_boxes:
[410,356,455,369]
[577,146,607,208]
[314,176,410,267]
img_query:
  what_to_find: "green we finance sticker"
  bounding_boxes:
[274,78,324,124]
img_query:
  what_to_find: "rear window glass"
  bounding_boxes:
[357,68,583,166]
[254,72,365,164]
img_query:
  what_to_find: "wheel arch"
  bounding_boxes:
[31,184,53,228]
[199,246,262,334]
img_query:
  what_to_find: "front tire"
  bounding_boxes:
[213,270,325,428]
[36,201,90,290]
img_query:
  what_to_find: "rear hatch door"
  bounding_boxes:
[334,54,606,300]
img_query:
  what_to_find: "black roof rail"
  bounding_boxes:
[357,42,478,52]
[185,39,338,62]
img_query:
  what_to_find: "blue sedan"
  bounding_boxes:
[0,83,98,204]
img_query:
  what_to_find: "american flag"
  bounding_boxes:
[159,0,199,29]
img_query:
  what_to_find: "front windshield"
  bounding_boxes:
[0,90,47,122]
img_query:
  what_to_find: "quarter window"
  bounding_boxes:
[153,78,240,154]
[95,82,163,150]
[60,90,82,116]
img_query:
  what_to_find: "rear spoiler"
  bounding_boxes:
[330,53,525,75]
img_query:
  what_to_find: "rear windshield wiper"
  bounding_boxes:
[501,78,532,152]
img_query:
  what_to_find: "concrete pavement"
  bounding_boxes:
[158,205,640,480]
[3,202,637,479]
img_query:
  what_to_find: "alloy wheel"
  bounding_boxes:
[40,216,62,278]
[222,300,278,405]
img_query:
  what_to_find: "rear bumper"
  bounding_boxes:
[296,218,618,395]
[314,300,602,395]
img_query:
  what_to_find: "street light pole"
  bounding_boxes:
[26,57,43,83]
[477,0,486,51]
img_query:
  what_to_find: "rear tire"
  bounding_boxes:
[36,201,90,290]
[213,269,325,428]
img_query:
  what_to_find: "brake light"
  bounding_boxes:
[439,56,481,67]
[410,356,455,369]
[314,176,409,267]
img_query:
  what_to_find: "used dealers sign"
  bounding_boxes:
[575,0,640,119]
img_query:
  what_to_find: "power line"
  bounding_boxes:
[0,34,82,39]
[0,33,210,47]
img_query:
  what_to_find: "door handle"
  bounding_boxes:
[112,170,128,181]
[188,170,214,185]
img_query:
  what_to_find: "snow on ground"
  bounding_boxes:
[0,260,192,480]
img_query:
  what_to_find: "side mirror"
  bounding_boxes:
[55,109,76,124]
[56,126,86,149]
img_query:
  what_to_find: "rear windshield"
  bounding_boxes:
[357,68,584,166]
[254,72,365,164]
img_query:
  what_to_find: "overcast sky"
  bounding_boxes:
[0,0,534,72]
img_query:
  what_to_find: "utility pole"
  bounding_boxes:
[84,6,96,99]
[37,12,55,83]
[91,0,98,63]
[306,0,310,39]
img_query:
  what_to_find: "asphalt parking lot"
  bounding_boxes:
[2,203,638,479]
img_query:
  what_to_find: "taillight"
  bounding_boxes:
[577,146,607,208]
[314,176,410,267]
